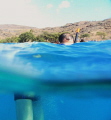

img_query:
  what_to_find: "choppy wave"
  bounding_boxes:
[0,40,111,82]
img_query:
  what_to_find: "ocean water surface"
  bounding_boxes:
[0,40,111,120]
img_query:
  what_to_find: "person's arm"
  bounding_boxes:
[74,28,80,43]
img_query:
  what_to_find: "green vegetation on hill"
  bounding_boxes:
[96,32,106,39]
[0,31,64,43]
[35,31,66,43]
[0,28,108,43]
[0,37,20,43]
[80,33,90,38]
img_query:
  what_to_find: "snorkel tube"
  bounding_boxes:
[74,28,80,43]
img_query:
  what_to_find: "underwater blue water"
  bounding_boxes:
[0,40,111,120]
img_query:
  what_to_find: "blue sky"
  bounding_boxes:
[0,0,111,28]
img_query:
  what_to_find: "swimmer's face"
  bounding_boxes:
[63,35,74,45]
[65,36,72,40]
[65,35,73,41]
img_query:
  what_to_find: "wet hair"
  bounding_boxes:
[59,33,73,43]
[80,39,85,42]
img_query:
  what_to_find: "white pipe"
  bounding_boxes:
[15,99,33,120]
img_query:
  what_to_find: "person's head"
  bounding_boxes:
[59,33,74,45]
[80,38,85,42]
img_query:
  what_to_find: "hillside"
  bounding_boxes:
[0,18,111,41]
[0,24,37,39]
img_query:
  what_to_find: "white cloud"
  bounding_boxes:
[0,0,71,28]
[56,1,70,13]
[46,4,53,9]
[59,1,70,9]
[0,0,51,28]
[56,8,59,13]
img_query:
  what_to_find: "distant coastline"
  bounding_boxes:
[0,18,111,42]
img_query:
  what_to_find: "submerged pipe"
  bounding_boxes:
[15,99,33,120]
[14,94,39,120]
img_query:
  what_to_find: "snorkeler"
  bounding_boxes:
[59,33,74,45]
[59,28,80,45]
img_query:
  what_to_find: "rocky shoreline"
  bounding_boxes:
[0,18,111,41]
